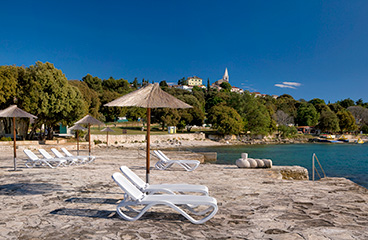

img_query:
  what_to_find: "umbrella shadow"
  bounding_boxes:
[0,183,62,195]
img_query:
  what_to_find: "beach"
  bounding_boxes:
[0,144,368,239]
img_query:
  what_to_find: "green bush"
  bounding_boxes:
[361,125,368,134]
[0,137,12,141]
[94,139,102,144]
[278,125,297,138]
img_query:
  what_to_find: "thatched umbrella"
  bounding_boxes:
[74,115,104,156]
[0,105,37,170]
[104,83,192,183]
[69,124,87,155]
[101,127,114,146]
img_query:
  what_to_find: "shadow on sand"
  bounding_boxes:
[0,183,62,195]
[65,197,120,204]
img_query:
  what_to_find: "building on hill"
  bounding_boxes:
[231,86,244,93]
[185,76,202,86]
[212,68,229,87]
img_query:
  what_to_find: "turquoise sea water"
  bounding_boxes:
[189,143,368,189]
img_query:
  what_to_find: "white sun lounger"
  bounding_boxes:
[60,147,95,163]
[112,172,218,224]
[120,166,209,195]
[50,148,79,166]
[154,150,200,171]
[38,149,70,166]
[24,149,67,168]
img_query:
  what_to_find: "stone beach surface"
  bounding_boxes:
[0,143,367,239]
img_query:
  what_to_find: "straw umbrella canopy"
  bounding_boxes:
[104,83,192,183]
[74,115,104,156]
[69,124,87,155]
[101,127,114,146]
[0,105,37,170]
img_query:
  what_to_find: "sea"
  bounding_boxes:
[189,143,368,189]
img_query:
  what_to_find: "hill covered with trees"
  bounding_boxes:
[1,61,368,140]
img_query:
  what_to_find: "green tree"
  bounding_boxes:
[220,82,232,92]
[0,65,19,108]
[336,110,357,132]
[17,62,87,140]
[177,77,185,85]
[99,90,126,122]
[318,109,340,133]
[337,98,355,109]
[276,94,298,118]
[328,103,344,113]
[82,74,103,93]
[69,80,101,118]
[159,80,168,88]
[132,77,139,89]
[207,105,243,135]
[295,103,319,126]
[207,78,211,92]
[278,125,297,138]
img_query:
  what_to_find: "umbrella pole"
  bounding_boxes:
[146,108,151,183]
[13,116,17,171]
[107,132,109,146]
[88,123,91,156]
[77,130,79,156]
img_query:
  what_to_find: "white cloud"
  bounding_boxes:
[274,81,301,89]
[282,82,301,87]
[274,84,296,89]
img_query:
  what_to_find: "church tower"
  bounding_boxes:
[223,68,229,82]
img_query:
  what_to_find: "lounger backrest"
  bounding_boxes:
[39,149,53,159]
[120,166,146,189]
[157,150,170,161]
[51,148,64,158]
[112,172,144,201]
[153,150,168,163]
[24,149,39,161]
[61,148,73,157]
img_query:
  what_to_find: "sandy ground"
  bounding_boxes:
[0,145,367,239]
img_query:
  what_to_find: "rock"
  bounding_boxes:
[263,159,273,168]
[256,159,265,168]
[236,158,250,168]
[248,159,258,168]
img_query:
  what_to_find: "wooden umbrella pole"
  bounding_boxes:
[13,116,17,171]
[107,132,109,146]
[146,108,151,183]
[77,130,79,156]
[88,123,91,156]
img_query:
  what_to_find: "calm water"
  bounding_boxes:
[189,143,368,189]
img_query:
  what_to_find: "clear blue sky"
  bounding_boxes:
[1,1,367,103]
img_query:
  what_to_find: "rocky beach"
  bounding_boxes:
[0,143,367,239]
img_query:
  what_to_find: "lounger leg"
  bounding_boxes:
[116,200,218,224]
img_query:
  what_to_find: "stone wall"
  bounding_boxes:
[90,132,206,144]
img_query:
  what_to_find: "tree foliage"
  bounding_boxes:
[295,103,319,126]
[207,105,243,135]
[318,109,340,133]
[336,110,357,132]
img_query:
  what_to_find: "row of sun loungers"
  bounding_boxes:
[112,166,218,224]
[24,148,95,168]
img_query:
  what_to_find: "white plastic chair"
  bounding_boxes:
[24,149,66,168]
[120,166,209,195]
[38,149,69,167]
[112,172,218,224]
[60,147,94,163]
[154,150,200,171]
[51,148,79,166]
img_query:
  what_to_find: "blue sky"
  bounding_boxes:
[1,1,368,103]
